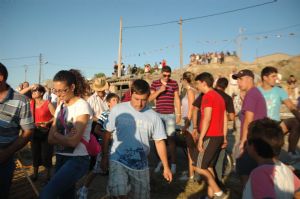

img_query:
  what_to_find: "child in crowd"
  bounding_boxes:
[243,118,300,198]
[77,93,120,199]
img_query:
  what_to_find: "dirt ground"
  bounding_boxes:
[13,133,243,199]
[12,108,298,199]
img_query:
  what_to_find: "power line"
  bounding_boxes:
[182,0,277,22]
[0,55,39,61]
[245,23,300,36]
[123,0,277,29]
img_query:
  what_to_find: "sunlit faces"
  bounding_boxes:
[237,76,253,91]
[130,93,149,111]
[195,80,205,93]
[107,97,119,109]
[96,90,106,98]
[161,72,171,81]
[31,87,42,99]
[263,73,278,87]
[53,81,75,103]
[181,78,188,87]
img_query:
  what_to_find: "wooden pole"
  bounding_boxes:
[38,53,42,84]
[179,17,183,68]
[16,153,39,197]
[118,17,123,78]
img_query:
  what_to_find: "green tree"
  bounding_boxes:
[94,73,106,78]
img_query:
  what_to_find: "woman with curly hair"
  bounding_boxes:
[40,69,93,199]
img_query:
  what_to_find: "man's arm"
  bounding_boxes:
[0,129,33,163]
[198,107,212,152]
[239,111,254,152]
[222,111,228,148]
[228,112,235,121]
[148,85,166,102]
[191,106,199,141]
[50,114,89,148]
[154,139,173,182]
[100,130,112,173]
[283,99,300,121]
[174,90,181,124]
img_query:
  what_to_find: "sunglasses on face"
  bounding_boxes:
[163,74,171,78]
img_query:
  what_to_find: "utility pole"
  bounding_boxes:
[236,28,244,60]
[179,17,183,68]
[117,17,123,78]
[23,65,28,81]
[38,53,42,84]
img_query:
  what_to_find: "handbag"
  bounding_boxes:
[59,103,101,156]
[81,134,101,156]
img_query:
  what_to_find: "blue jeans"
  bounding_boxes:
[158,113,176,136]
[39,154,89,199]
[0,155,15,199]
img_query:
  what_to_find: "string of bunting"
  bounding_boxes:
[123,32,297,59]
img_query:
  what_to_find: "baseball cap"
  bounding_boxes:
[232,69,254,79]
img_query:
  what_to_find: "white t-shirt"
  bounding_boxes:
[55,98,93,156]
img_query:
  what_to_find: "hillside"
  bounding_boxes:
[172,54,300,83]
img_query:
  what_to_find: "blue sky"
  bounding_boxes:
[1,0,300,89]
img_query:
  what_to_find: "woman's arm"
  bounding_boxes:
[52,114,89,148]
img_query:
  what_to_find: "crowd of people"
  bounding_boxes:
[1,61,300,199]
[189,51,237,66]
[112,59,168,77]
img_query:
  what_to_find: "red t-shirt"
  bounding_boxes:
[121,90,131,102]
[200,89,225,137]
[150,79,179,114]
[30,100,53,124]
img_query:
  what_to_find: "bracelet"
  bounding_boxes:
[193,127,198,129]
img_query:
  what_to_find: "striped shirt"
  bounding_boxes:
[150,79,179,114]
[0,86,34,148]
[97,110,110,132]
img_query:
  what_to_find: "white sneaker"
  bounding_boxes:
[154,162,162,173]
[77,186,88,199]
[171,164,176,174]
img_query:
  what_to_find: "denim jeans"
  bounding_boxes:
[158,113,176,136]
[0,155,15,199]
[39,154,89,199]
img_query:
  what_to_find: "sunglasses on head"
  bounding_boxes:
[32,88,39,92]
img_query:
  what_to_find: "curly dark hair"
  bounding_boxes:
[53,69,89,97]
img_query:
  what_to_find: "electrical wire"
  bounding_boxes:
[124,0,277,29]
[0,55,38,61]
